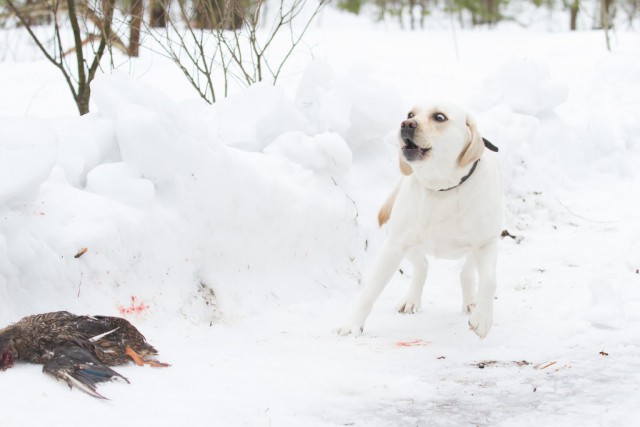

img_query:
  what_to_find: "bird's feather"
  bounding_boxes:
[43,345,129,399]
[89,327,120,343]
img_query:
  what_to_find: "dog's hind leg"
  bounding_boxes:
[460,254,477,314]
[397,248,428,314]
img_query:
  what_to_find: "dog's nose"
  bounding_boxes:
[401,119,418,129]
[401,119,417,140]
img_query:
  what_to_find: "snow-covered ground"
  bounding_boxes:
[1,5,640,426]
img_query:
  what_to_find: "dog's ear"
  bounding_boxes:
[459,114,485,168]
[399,151,413,176]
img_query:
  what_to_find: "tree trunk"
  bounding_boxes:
[67,0,89,115]
[601,0,611,50]
[76,89,91,116]
[563,0,580,30]
[485,0,499,26]
[419,1,428,29]
[129,0,143,57]
[196,0,246,30]
[409,0,416,30]
[570,7,578,30]
[149,0,167,27]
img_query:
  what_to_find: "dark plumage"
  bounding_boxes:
[0,311,168,398]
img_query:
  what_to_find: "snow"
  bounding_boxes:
[474,58,569,116]
[0,118,57,205]
[265,131,353,175]
[2,4,640,426]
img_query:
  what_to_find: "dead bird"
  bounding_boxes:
[0,311,168,398]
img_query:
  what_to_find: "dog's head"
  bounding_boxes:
[398,103,484,176]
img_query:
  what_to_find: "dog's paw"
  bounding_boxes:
[336,324,364,337]
[468,306,492,339]
[397,299,421,314]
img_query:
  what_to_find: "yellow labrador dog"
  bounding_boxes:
[338,102,502,339]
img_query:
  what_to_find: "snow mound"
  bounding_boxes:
[0,73,370,323]
[474,58,569,116]
[0,117,57,205]
[51,115,117,187]
[86,162,155,206]
[264,131,353,175]
[213,83,309,152]
[577,50,640,156]
[295,60,404,153]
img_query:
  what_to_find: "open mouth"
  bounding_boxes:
[402,139,431,161]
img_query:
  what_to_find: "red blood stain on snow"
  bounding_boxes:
[395,339,430,347]
[117,296,149,316]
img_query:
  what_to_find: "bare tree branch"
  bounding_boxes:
[7,0,118,114]
[144,0,326,105]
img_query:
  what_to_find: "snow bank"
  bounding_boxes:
[0,118,56,205]
[1,66,401,325]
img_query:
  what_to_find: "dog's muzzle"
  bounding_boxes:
[400,119,430,161]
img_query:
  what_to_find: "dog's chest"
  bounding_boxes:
[412,192,474,258]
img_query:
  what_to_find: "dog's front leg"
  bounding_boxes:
[397,248,428,314]
[337,242,404,336]
[468,239,498,339]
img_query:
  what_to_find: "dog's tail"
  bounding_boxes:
[378,181,402,226]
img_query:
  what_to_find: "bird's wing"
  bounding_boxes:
[42,344,129,399]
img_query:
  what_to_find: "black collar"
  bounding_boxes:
[438,159,480,192]
[438,138,498,192]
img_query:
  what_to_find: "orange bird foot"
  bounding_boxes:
[125,347,171,367]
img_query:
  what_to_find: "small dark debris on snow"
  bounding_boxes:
[535,361,557,370]
[74,247,88,258]
[437,356,446,360]
[501,229,523,244]
[474,360,530,369]
[501,229,516,239]
[599,350,609,356]
[476,360,497,369]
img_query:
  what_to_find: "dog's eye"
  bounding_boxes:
[407,112,415,119]
[433,113,447,122]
